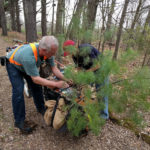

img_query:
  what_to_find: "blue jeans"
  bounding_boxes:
[6,63,45,124]
[96,77,109,119]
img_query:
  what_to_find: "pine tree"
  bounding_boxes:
[63,47,150,136]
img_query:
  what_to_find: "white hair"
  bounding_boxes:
[39,36,59,52]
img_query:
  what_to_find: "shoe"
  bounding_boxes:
[79,129,88,137]
[14,121,33,134]
[100,110,109,120]
[38,108,46,116]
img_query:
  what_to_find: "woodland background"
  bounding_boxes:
[0,0,150,149]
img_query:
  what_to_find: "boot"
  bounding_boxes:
[38,108,46,116]
[14,121,33,134]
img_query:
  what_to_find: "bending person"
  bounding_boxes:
[6,36,69,134]
[63,40,109,119]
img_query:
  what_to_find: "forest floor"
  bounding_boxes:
[0,31,150,150]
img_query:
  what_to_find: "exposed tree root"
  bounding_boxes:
[109,111,150,145]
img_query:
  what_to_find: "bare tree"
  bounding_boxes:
[107,0,116,29]
[62,0,65,34]
[55,0,65,35]
[143,8,150,34]
[98,0,106,51]
[124,0,144,51]
[66,0,78,39]
[141,8,150,67]
[41,0,47,36]
[15,0,21,32]
[113,0,130,60]
[82,0,100,43]
[51,0,56,35]
[66,0,87,40]
[101,0,116,52]
[105,0,116,50]
[0,0,7,36]
[23,0,37,42]
[130,0,143,30]
[0,14,1,28]
[10,0,16,31]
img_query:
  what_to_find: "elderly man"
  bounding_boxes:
[6,36,69,134]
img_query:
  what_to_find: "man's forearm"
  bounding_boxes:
[31,76,56,88]
[55,60,65,67]
[52,66,65,80]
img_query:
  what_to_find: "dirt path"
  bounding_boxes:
[0,34,150,150]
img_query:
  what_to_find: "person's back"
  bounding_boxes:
[6,43,55,77]
[72,43,100,70]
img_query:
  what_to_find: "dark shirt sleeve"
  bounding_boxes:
[90,46,100,58]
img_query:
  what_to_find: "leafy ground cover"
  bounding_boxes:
[0,31,149,150]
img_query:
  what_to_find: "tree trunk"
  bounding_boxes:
[66,0,86,41]
[55,0,66,64]
[23,0,37,42]
[142,49,148,67]
[62,0,65,34]
[66,1,77,39]
[101,0,116,52]
[41,0,47,36]
[10,0,16,31]
[113,0,130,60]
[130,0,143,30]
[125,0,143,51]
[100,0,107,52]
[51,0,55,35]
[143,9,150,34]
[102,0,116,52]
[0,0,7,36]
[82,0,100,43]
[15,0,21,32]
[141,8,150,66]
[55,0,65,35]
[107,0,116,30]
[109,112,150,145]
[0,14,2,28]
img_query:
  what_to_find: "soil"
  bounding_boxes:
[0,31,150,150]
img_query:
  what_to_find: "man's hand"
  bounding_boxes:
[55,81,69,89]
[31,76,69,89]
[66,79,73,86]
